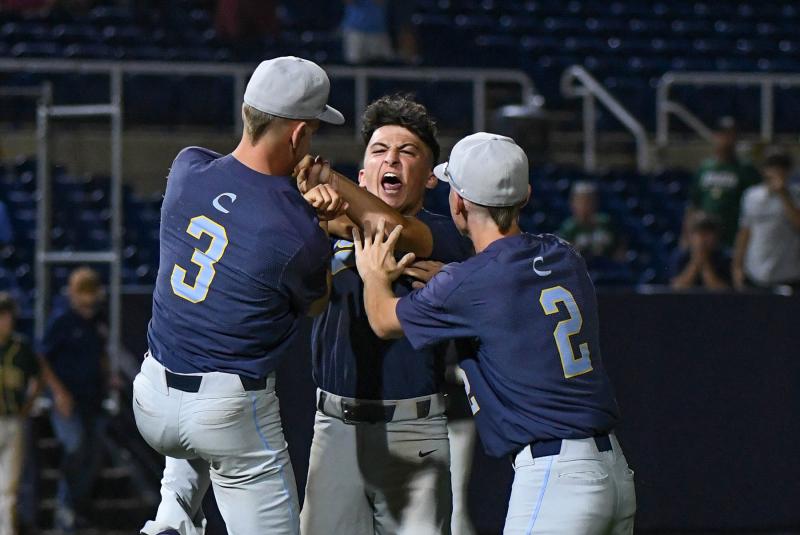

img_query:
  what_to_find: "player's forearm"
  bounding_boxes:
[327,170,433,257]
[362,276,404,339]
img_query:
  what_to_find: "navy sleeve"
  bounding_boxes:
[396,264,476,350]
[280,235,330,314]
[39,313,67,361]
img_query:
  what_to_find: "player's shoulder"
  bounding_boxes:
[170,146,223,176]
[175,146,223,164]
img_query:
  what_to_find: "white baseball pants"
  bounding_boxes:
[503,435,636,535]
[133,356,299,535]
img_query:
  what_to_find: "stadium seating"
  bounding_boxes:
[0,156,692,318]
[2,1,800,130]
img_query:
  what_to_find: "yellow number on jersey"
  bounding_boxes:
[539,285,593,378]
[170,216,228,303]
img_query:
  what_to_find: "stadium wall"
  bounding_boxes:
[121,291,800,532]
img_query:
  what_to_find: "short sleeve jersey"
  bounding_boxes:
[311,209,473,400]
[558,213,618,258]
[397,233,619,458]
[147,147,330,379]
[691,158,760,245]
[41,307,106,411]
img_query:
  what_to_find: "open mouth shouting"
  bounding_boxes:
[381,172,404,196]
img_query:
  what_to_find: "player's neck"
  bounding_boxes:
[469,222,522,253]
[231,138,291,176]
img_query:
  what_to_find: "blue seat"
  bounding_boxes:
[10,41,61,57]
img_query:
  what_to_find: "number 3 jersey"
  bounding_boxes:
[147,147,330,379]
[396,233,619,458]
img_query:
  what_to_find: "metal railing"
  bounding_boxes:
[560,65,650,173]
[0,58,539,137]
[656,71,800,147]
[1,81,123,386]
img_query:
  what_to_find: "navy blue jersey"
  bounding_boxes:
[312,209,473,400]
[397,233,619,458]
[147,147,330,379]
[41,307,106,412]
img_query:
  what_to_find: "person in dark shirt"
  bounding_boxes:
[40,267,109,533]
[296,94,473,535]
[353,132,636,533]
[670,213,731,290]
[133,56,345,535]
[0,292,40,535]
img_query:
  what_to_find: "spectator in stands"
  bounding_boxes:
[342,0,394,64]
[685,116,760,248]
[215,0,280,43]
[670,213,730,290]
[558,181,625,263]
[0,292,39,535]
[732,151,800,292]
[388,1,419,64]
[40,267,110,533]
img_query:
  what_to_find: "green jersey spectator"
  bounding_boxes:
[686,117,760,247]
[559,181,624,261]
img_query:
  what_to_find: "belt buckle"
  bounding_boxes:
[341,402,358,424]
[341,401,394,424]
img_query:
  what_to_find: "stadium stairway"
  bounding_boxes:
[20,385,160,534]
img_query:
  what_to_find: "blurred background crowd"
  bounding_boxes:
[1,0,799,534]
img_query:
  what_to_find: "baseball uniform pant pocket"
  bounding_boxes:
[133,373,184,459]
[186,390,299,535]
[504,455,616,535]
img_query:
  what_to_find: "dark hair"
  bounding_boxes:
[764,150,793,171]
[361,94,440,164]
[0,292,18,318]
[690,212,720,234]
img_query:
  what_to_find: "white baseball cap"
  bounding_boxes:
[244,56,345,125]
[433,132,529,207]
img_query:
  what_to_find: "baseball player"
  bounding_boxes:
[132,56,346,535]
[295,94,473,535]
[353,133,637,533]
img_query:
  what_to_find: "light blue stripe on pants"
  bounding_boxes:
[133,356,299,535]
[503,435,636,535]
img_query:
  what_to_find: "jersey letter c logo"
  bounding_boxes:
[533,256,552,277]
[212,192,237,214]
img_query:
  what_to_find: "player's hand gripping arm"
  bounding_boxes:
[296,155,434,257]
[353,218,415,339]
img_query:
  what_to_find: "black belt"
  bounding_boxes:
[526,434,612,459]
[317,390,433,424]
[165,370,267,393]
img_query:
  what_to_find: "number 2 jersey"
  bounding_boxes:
[147,147,330,379]
[396,232,619,458]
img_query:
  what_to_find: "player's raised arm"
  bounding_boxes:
[352,219,414,339]
[297,156,434,257]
